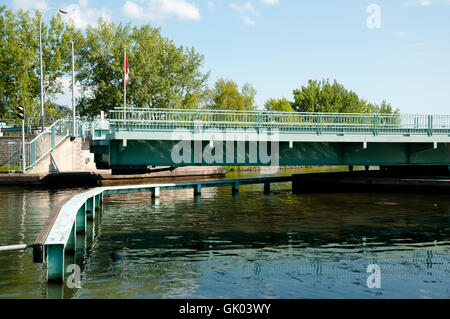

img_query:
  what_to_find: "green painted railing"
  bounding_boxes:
[0,116,60,136]
[108,108,450,136]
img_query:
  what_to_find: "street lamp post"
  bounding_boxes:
[39,8,67,132]
[70,40,76,137]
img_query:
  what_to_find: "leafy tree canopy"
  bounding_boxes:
[292,79,398,114]
[264,97,293,112]
[75,20,209,116]
[0,5,76,119]
[205,78,257,111]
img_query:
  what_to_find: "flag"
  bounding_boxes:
[125,53,129,86]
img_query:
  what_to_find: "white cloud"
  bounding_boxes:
[403,0,432,6]
[62,1,112,29]
[12,0,111,29]
[402,0,450,6]
[79,0,89,8]
[11,0,48,12]
[242,16,256,26]
[123,1,142,19]
[122,0,201,22]
[230,1,258,26]
[260,0,279,4]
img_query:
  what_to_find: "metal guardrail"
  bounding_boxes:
[0,117,59,135]
[7,119,71,172]
[108,108,450,136]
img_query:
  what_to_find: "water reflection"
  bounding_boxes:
[72,186,449,299]
[0,177,449,299]
[0,186,86,298]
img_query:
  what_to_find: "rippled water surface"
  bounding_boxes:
[0,171,449,299]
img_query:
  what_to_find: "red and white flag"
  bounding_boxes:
[124,53,129,86]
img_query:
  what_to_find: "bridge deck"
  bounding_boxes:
[86,108,450,168]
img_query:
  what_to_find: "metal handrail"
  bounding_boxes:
[107,107,450,136]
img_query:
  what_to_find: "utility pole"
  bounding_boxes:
[124,46,127,109]
[16,107,25,173]
[22,118,25,173]
[124,46,127,121]
[71,40,76,137]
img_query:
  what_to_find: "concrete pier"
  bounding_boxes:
[232,182,239,194]
[76,204,86,234]
[264,182,271,195]
[151,187,160,198]
[193,184,202,196]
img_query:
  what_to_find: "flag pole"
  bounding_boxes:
[124,46,127,109]
[124,46,126,119]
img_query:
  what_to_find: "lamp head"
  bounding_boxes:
[58,9,68,14]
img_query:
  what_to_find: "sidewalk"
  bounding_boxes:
[0,166,227,186]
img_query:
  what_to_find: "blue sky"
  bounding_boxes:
[6,0,450,114]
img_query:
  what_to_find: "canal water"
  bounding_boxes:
[0,168,449,299]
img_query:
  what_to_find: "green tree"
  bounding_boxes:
[292,79,398,114]
[0,6,77,120]
[264,97,293,112]
[45,102,71,119]
[376,99,397,113]
[206,78,257,111]
[241,83,257,111]
[75,20,209,116]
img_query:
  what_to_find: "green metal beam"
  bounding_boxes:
[47,244,64,282]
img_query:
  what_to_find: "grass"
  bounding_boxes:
[223,166,260,172]
[0,166,21,173]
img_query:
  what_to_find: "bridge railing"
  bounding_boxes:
[0,116,60,136]
[7,119,71,172]
[108,108,450,136]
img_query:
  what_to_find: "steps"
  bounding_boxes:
[27,137,96,174]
